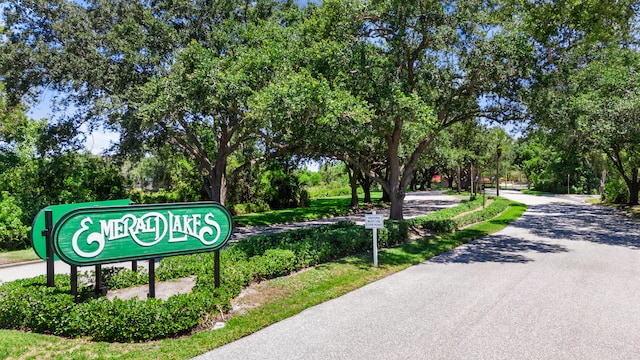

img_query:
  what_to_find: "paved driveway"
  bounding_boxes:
[195,190,640,359]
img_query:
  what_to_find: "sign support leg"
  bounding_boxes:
[214,250,220,288]
[95,265,106,296]
[45,210,54,287]
[71,265,78,298]
[148,259,155,298]
[132,260,137,272]
[373,228,378,267]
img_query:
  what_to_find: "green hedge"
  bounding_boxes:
[408,196,486,233]
[0,220,407,342]
[408,196,509,233]
[0,197,507,342]
[452,197,511,228]
[230,202,271,216]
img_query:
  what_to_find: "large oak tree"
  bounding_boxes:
[1,0,303,204]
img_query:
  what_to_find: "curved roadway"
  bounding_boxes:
[195,190,640,360]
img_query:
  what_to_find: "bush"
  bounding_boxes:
[0,191,29,251]
[251,249,298,280]
[0,196,503,342]
[260,169,309,210]
[0,273,226,342]
[603,176,630,204]
[409,196,486,233]
[230,202,271,215]
[408,196,510,233]
[128,188,198,205]
[452,197,510,228]
[307,186,353,199]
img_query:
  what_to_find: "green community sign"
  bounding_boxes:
[30,199,133,260]
[51,202,233,266]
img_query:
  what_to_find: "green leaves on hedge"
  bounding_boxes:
[0,196,508,342]
[408,196,508,233]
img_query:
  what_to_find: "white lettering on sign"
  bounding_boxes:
[364,213,384,229]
[71,211,223,258]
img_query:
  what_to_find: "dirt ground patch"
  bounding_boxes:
[0,258,17,266]
[102,274,289,324]
[105,276,196,301]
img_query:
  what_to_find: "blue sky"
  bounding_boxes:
[27,94,118,154]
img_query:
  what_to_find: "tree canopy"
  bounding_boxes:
[2,0,640,219]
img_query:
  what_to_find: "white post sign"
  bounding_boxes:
[364,211,384,267]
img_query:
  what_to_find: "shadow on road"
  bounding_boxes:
[431,236,569,264]
[432,201,640,265]
[512,203,640,250]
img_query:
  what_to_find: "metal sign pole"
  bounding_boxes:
[215,249,221,288]
[373,227,379,267]
[44,210,54,287]
[365,211,383,268]
[71,265,78,298]
[148,259,155,298]
[95,265,105,296]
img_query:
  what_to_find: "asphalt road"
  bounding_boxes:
[194,190,640,360]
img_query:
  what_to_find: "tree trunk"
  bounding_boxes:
[449,170,455,190]
[204,155,228,205]
[381,186,391,202]
[346,164,359,209]
[469,164,476,195]
[496,147,502,197]
[630,182,639,205]
[387,130,405,220]
[628,168,639,205]
[456,166,461,193]
[389,186,404,220]
[358,172,372,203]
[206,171,227,205]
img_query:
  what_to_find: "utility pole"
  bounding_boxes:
[496,144,502,197]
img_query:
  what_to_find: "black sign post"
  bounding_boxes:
[148,259,156,298]
[215,249,221,288]
[44,210,54,287]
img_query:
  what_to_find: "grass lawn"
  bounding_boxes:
[0,248,39,266]
[234,192,383,226]
[0,200,526,360]
[520,189,554,196]
[591,200,640,220]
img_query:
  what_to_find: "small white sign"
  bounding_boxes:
[365,213,384,229]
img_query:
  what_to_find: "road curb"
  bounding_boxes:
[0,259,43,269]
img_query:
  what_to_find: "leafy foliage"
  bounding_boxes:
[0,192,29,250]
[0,220,404,341]
[0,195,513,342]
[0,148,127,250]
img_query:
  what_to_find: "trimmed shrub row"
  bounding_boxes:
[408,196,487,233]
[0,220,407,342]
[0,197,503,342]
[232,221,407,268]
[453,197,511,228]
[408,196,510,233]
